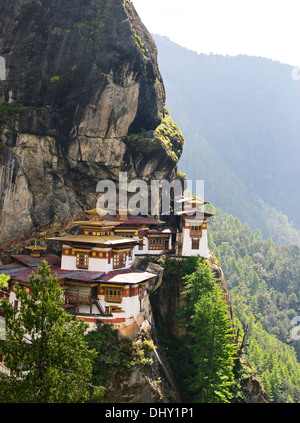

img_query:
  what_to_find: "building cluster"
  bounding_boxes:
[0,196,213,341]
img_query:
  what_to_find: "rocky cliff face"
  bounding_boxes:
[0,0,183,248]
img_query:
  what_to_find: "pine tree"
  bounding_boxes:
[271,364,283,402]
[0,261,100,403]
[261,371,274,402]
[178,258,237,403]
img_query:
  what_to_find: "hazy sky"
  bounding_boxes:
[131,0,300,67]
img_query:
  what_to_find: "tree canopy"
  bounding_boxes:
[178,258,237,402]
[0,274,9,289]
[0,261,101,403]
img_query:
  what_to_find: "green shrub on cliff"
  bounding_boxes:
[84,323,133,388]
[124,108,184,163]
[154,108,184,162]
[0,102,28,120]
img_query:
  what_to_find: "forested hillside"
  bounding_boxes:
[154,35,300,245]
[208,208,300,402]
[153,34,300,401]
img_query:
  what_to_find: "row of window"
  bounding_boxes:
[84,230,111,236]
[65,288,122,304]
[76,252,129,270]
[190,226,202,237]
[75,243,204,268]
[105,288,122,303]
[148,237,169,251]
[75,237,170,269]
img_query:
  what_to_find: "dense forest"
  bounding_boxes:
[208,208,300,402]
[153,35,300,245]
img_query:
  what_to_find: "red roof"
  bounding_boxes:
[65,271,104,281]
[0,265,154,285]
[0,266,71,283]
[101,216,162,226]
[147,229,171,235]
[11,254,61,268]
[0,263,25,275]
[1,251,156,286]
[0,263,104,284]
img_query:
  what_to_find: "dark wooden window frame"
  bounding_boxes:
[76,252,89,269]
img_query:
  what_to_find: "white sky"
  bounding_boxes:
[131,0,300,67]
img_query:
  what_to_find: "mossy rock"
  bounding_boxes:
[124,108,184,163]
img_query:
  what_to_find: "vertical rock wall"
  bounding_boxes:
[0,0,183,247]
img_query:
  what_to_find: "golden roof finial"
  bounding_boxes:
[26,241,46,257]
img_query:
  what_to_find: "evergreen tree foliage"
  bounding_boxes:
[0,261,100,403]
[177,258,237,403]
[84,323,133,388]
[208,208,300,402]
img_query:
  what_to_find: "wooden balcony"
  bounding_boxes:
[64,293,111,317]
[65,292,92,305]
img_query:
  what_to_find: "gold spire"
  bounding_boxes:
[25,241,46,257]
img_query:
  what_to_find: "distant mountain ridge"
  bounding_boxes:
[153,35,300,246]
